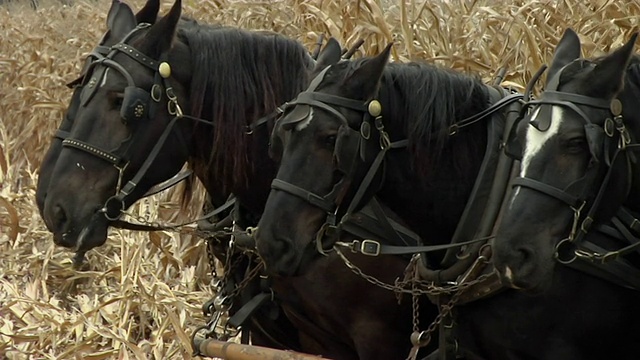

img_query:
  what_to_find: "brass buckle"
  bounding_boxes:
[359,239,381,256]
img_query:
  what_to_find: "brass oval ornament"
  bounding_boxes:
[159,62,171,79]
[610,98,622,116]
[368,100,382,117]
[604,118,615,137]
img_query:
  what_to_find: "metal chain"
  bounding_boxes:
[197,230,265,342]
[411,269,420,333]
[405,256,464,360]
[206,237,219,280]
[333,246,495,296]
[410,293,459,353]
[118,202,267,353]
[118,208,198,233]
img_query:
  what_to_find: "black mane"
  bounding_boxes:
[177,23,314,190]
[373,61,489,176]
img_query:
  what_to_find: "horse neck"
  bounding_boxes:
[189,126,278,217]
[377,135,486,244]
[372,69,489,242]
[181,27,312,216]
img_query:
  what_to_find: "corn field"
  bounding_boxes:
[0,0,638,358]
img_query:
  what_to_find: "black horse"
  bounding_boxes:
[490,29,640,357]
[37,0,308,353]
[36,1,422,358]
[493,28,640,291]
[257,39,640,359]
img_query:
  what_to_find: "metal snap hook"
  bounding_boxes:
[379,131,391,150]
[315,223,337,256]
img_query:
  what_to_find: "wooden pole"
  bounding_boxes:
[193,338,331,360]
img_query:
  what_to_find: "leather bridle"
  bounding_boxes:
[270,66,408,252]
[511,62,640,263]
[59,23,201,222]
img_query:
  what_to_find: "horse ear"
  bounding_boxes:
[106,0,137,40]
[585,33,638,97]
[342,43,393,99]
[135,0,160,24]
[546,28,581,84]
[140,0,182,58]
[314,38,342,71]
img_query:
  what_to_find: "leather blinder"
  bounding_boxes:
[269,129,284,161]
[504,117,524,160]
[530,104,552,132]
[268,104,311,160]
[584,123,604,164]
[333,125,361,175]
[120,86,151,123]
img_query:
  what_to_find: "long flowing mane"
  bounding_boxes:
[177,23,314,191]
[374,61,490,176]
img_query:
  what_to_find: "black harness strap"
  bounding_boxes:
[111,43,158,70]
[340,197,420,248]
[419,85,522,282]
[140,169,192,198]
[607,217,640,260]
[616,207,640,234]
[449,92,523,135]
[510,177,582,207]
[227,292,272,329]
[271,179,335,213]
[62,138,127,167]
[337,235,492,257]
[110,194,236,231]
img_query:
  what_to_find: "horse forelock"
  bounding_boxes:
[174,25,312,193]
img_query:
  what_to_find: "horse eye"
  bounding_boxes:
[113,94,124,109]
[325,135,337,146]
[566,137,586,152]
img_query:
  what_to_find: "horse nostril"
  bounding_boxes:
[53,203,68,232]
[518,247,532,263]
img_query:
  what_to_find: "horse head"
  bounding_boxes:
[257,43,393,276]
[36,0,161,227]
[493,28,639,292]
[41,0,193,260]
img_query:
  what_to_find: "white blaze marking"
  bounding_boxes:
[294,108,315,131]
[509,106,565,206]
[504,266,514,282]
[99,68,110,87]
[503,266,523,289]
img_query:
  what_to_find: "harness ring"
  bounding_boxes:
[554,238,577,264]
[101,195,126,221]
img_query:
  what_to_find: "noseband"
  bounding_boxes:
[511,63,639,263]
